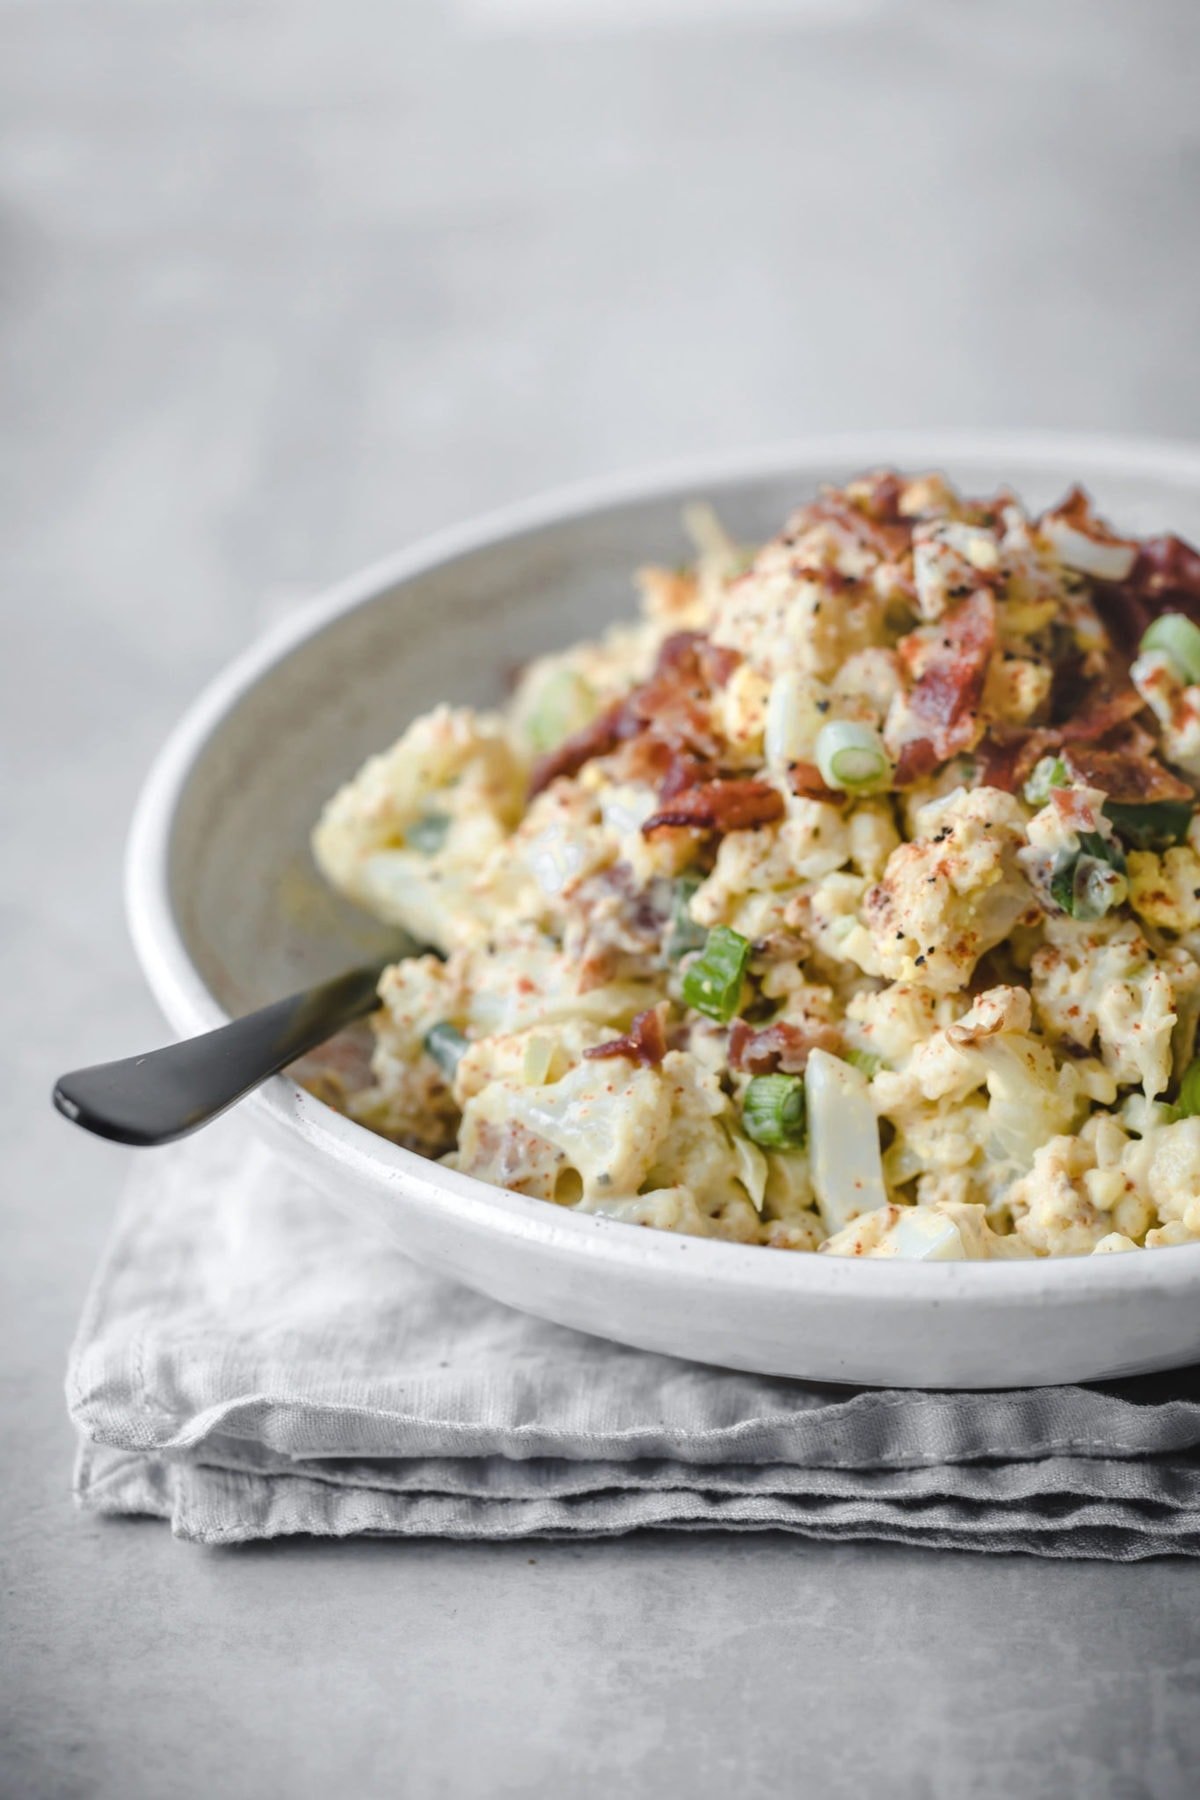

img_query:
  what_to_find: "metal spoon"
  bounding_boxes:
[52,957,395,1147]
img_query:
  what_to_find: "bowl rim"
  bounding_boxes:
[126,426,1200,1304]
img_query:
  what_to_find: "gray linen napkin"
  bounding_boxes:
[67,1119,1200,1557]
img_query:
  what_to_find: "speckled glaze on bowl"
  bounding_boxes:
[126,431,1200,1388]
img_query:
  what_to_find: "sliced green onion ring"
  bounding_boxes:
[1140,613,1200,686]
[1104,799,1194,852]
[1023,755,1070,807]
[846,1049,883,1079]
[1049,831,1127,920]
[681,925,750,1024]
[741,1074,807,1149]
[815,720,892,792]
[424,1021,469,1080]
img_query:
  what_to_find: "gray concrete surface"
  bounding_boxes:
[3,2,1200,1795]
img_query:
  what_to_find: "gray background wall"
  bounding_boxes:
[4,4,1199,1796]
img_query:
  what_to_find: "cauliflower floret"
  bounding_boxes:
[844,983,942,1068]
[870,985,1087,1204]
[1092,1233,1141,1254]
[821,1198,1032,1261]
[804,873,883,975]
[1127,843,1200,934]
[1132,650,1200,780]
[450,1054,672,1203]
[691,797,853,943]
[1007,1134,1112,1256]
[863,786,1033,993]
[980,651,1054,727]
[1031,918,1198,1098]
[710,501,896,681]
[871,985,1032,1114]
[470,778,616,929]
[1145,1220,1200,1248]
[313,705,526,950]
[474,938,657,1041]
[911,519,1000,622]
[1118,1118,1200,1237]
[450,1048,763,1241]
[1007,1113,1168,1255]
[347,955,468,1152]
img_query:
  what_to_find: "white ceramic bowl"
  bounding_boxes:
[127,430,1200,1389]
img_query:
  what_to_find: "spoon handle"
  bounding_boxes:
[52,960,390,1147]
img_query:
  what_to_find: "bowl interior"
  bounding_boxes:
[165,443,1200,1020]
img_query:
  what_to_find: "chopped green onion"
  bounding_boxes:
[1023,755,1070,807]
[815,721,892,792]
[1177,1058,1200,1118]
[665,874,707,961]
[846,1050,883,1080]
[681,925,750,1023]
[1104,799,1194,851]
[406,812,450,855]
[1049,831,1127,920]
[527,670,598,754]
[424,1022,468,1080]
[741,1074,807,1149]
[1140,613,1200,686]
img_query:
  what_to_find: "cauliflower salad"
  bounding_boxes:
[311,469,1200,1262]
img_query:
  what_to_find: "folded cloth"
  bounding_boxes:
[68,1121,1200,1557]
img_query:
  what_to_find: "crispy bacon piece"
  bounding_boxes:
[698,641,743,686]
[528,699,628,796]
[728,1018,840,1075]
[628,633,724,762]
[528,631,741,798]
[797,483,914,563]
[657,751,715,801]
[1130,534,1200,617]
[893,591,995,787]
[857,470,906,523]
[1062,743,1193,803]
[978,689,1152,793]
[893,737,941,787]
[583,1007,667,1068]
[642,778,785,838]
[787,760,842,803]
[1060,687,1148,743]
[975,734,1026,793]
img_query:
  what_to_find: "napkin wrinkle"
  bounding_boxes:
[65,1122,1200,1555]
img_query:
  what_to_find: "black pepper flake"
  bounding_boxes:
[815,699,831,714]
[914,954,927,966]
